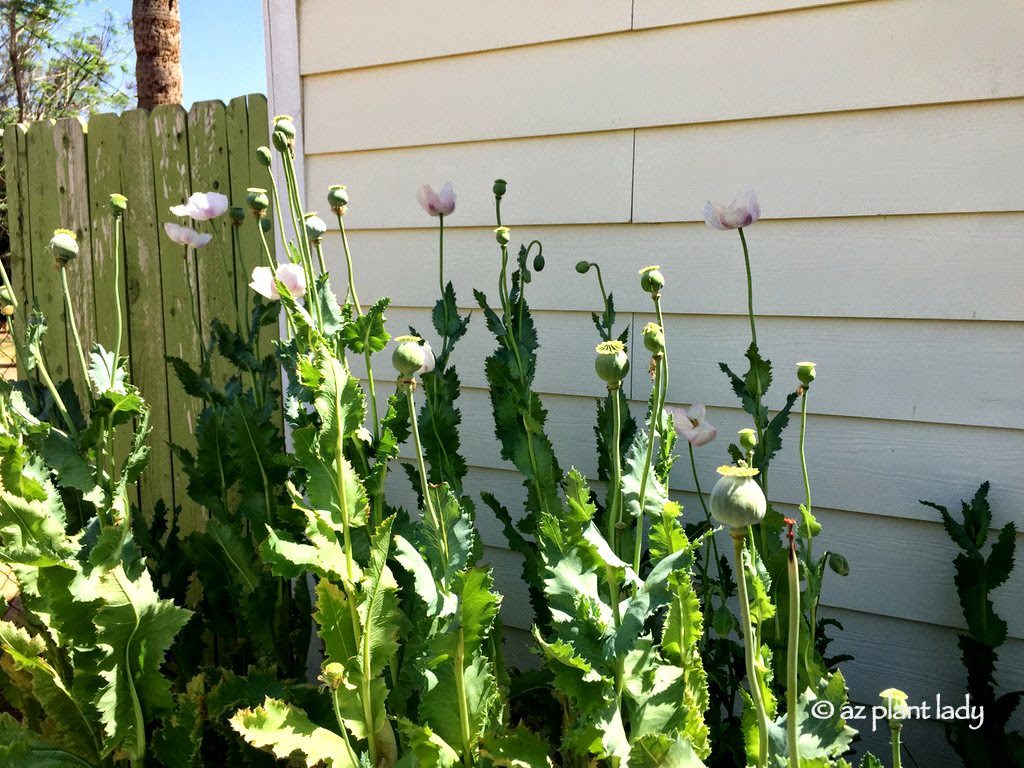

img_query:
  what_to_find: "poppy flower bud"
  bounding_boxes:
[229,206,246,225]
[710,465,766,529]
[639,265,665,295]
[327,185,349,215]
[304,212,327,243]
[796,361,817,387]
[260,217,273,234]
[642,322,665,356]
[256,146,272,167]
[575,260,591,274]
[392,335,427,377]
[533,253,545,271]
[271,130,289,152]
[738,428,757,453]
[495,226,511,246]
[595,340,629,387]
[109,193,128,217]
[493,178,507,198]
[247,187,270,217]
[49,229,79,265]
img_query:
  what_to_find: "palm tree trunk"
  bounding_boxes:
[132,0,183,110]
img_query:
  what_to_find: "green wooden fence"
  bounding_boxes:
[3,93,274,531]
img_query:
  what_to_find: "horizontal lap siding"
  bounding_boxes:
[301,0,1024,153]
[290,1,1024,764]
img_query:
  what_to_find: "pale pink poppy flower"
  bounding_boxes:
[416,182,456,217]
[170,191,230,221]
[667,403,718,447]
[249,263,307,300]
[703,189,761,230]
[420,340,436,374]
[164,222,212,248]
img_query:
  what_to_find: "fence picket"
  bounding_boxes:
[4,125,32,379]
[120,109,176,519]
[188,100,238,390]
[25,120,70,386]
[53,118,96,404]
[150,104,204,531]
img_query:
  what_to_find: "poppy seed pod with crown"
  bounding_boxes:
[304,213,327,243]
[639,265,665,294]
[495,226,511,246]
[49,229,79,264]
[109,193,128,216]
[392,335,426,377]
[642,322,665,355]
[247,188,270,217]
[710,465,766,529]
[797,361,817,387]
[327,185,349,214]
[595,340,629,386]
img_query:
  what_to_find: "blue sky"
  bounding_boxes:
[68,0,267,107]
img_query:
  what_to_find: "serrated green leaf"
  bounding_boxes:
[231,696,359,767]
[481,726,554,768]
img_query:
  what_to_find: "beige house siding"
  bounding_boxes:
[268,1,1024,763]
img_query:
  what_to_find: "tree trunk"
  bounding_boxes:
[132,0,183,110]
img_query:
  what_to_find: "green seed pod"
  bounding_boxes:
[879,688,910,720]
[49,228,79,265]
[247,187,270,217]
[639,265,665,295]
[392,335,426,377]
[256,146,272,167]
[595,340,629,386]
[229,206,246,224]
[493,178,507,198]
[327,184,349,214]
[273,114,296,139]
[304,212,327,242]
[738,428,757,453]
[796,361,817,387]
[709,466,766,528]
[575,260,592,274]
[642,322,665,355]
[108,193,128,216]
[495,226,511,246]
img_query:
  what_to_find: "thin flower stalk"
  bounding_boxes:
[58,265,91,404]
[734,529,770,768]
[785,518,801,768]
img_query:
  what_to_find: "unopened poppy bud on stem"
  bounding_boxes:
[255,146,272,168]
[738,427,757,453]
[495,226,511,246]
[392,335,427,378]
[642,322,665,356]
[229,206,246,225]
[595,340,629,387]
[49,229,79,265]
[796,361,817,387]
[575,260,592,275]
[639,265,665,295]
